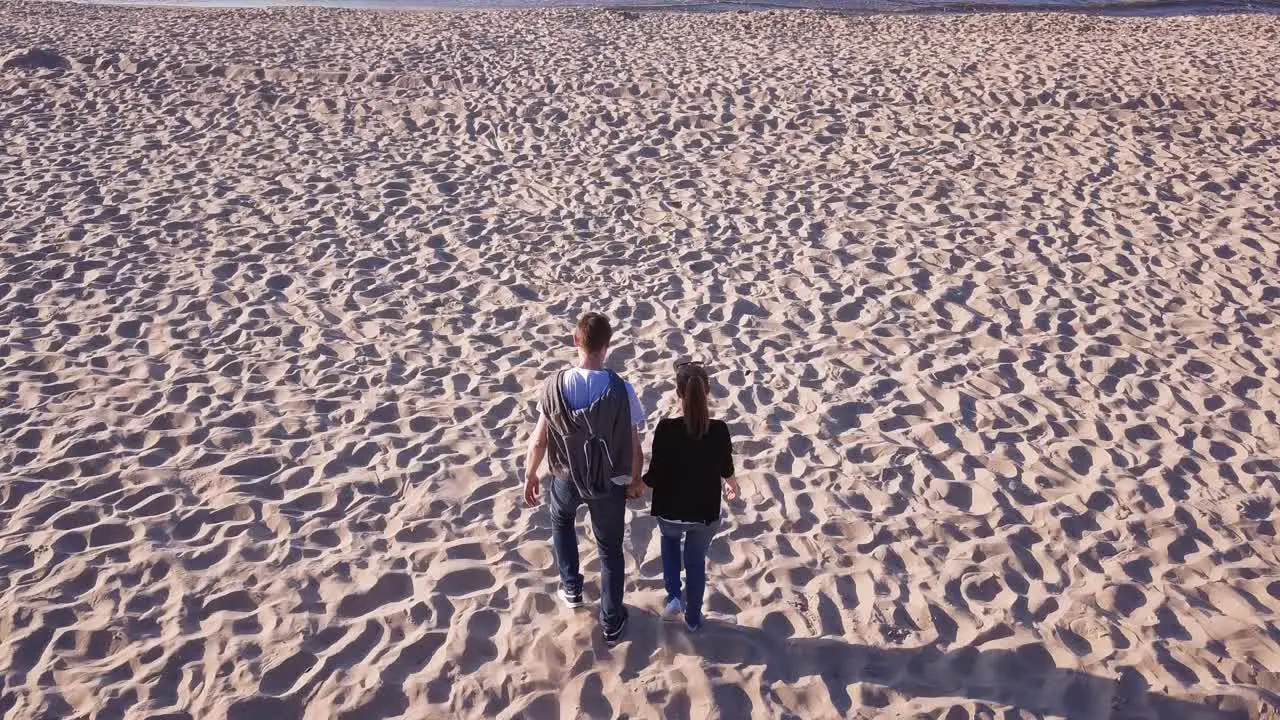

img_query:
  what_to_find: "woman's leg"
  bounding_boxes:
[658,520,683,604]
[682,523,716,627]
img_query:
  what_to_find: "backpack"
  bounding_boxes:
[540,369,633,499]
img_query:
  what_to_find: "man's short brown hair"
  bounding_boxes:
[575,312,613,353]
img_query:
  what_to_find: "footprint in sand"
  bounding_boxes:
[336,573,413,618]
[437,567,497,598]
[260,651,319,695]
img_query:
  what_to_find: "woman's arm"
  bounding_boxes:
[718,422,736,479]
[723,475,740,501]
[642,422,667,488]
[719,422,739,500]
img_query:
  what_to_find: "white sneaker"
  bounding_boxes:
[662,597,684,621]
[559,588,586,609]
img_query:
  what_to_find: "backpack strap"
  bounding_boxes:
[541,370,567,422]
[605,370,630,427]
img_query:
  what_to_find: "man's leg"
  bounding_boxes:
[657,519,684,604]
[682,523,716,628]
[548,477,584,598]
[586,483,628,632]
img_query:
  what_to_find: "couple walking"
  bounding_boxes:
[522,312,739,644]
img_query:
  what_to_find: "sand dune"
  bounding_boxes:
[1,2,1279,718]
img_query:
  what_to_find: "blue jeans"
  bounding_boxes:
[549,477,628,631]
[659,518,717,627]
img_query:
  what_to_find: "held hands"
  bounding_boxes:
[523,472,541,507]
[625,477,647,500]
[525,474,647,505]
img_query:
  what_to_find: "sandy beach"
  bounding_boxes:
[2,2,1279,718]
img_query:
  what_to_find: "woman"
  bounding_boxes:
[643,359,739,632]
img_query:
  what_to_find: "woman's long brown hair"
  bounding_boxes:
[677,365,710,439]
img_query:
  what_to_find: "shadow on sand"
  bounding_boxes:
[612,610,1252,719]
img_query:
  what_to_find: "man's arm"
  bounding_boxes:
[624,382,646,499]
[523,414,549,506]
[626,426,645,498]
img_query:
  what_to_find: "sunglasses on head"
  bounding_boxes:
[674,359,707,374]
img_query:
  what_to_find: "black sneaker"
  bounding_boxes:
[559,588,586,609]
[603,615,629,645]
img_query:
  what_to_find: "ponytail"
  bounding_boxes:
[680,372,710,439]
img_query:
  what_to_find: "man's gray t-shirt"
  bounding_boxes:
[538,368,644,485]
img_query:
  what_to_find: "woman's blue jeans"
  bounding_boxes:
[658,518,718,626]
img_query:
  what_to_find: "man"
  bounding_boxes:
[523,312,645,644]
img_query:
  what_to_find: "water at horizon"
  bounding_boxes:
[79,0,1280,15]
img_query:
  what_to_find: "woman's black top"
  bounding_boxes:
[643,417,734,525]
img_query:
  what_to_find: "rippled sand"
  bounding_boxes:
[2,3,1279,719]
